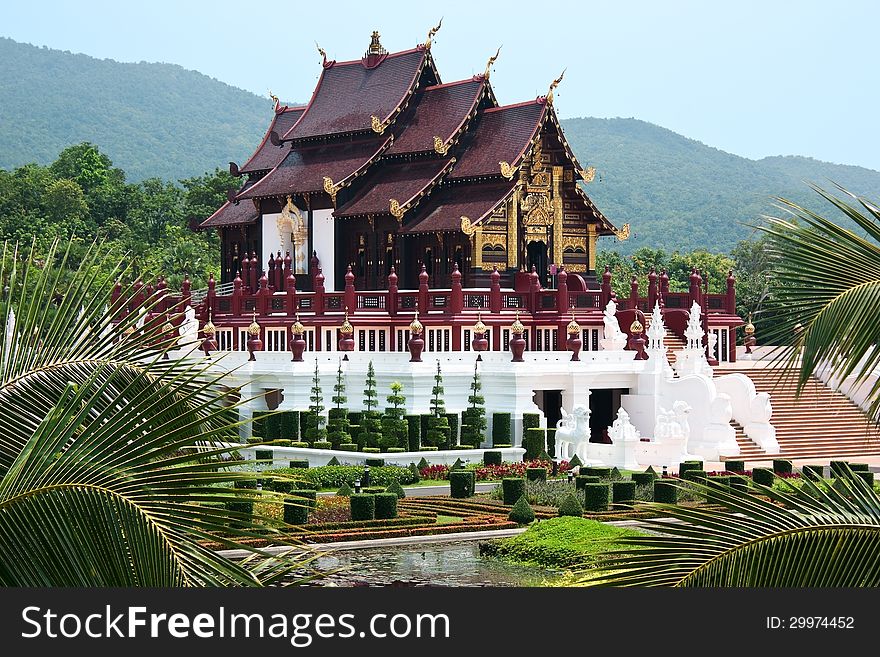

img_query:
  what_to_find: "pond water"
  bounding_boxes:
[296,541,559,587]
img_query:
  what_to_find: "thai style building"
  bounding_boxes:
[193,29,743,366]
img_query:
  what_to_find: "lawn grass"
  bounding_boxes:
[435,514,464,525]
[479,516,645,568]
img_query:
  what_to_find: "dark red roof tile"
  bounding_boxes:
[401,181,515,234]
[283,49,426,141]
[238,106,305,174]
[448,101,546,179]
[200,180,260,228]
[236,137,391,200]
[386,79,484,155]
[334,159,452,218]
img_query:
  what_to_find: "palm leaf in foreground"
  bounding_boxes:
[757,185,880,419]
[581,472,880,587]
[0,239,309,586]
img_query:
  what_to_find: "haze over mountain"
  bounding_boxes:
[2,36,877,254]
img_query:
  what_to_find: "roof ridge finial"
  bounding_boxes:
[546,69,566,105]
[483,46,501,79]
[316,41,327,66]
[367,30,387,56]
[268,89,279,110]
[424,18,442,50]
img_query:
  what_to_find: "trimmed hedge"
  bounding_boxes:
[576,475,600,490]
[420,446,439,451]
[522,413,541,431]
[347,411,362,426]
[773,459,792,475]
[483,451,502,466]
[522,428,546,460]
[350,494,376,521]
[385,481,406,499]
[339,443,358,452]
[386,447,405,453]
[857,471,875,487]
[706,476,731,504]
[583,483,610,512]
[678,461,703,476]
[290,442,309,448]
[683,469,707,482]
[802,464,824,480]
[612,481,636,504]
[288,460,309,469]
[508,495,535,524]
[312,441,332,450]
[365,457,385,467]
[725,460,745,473]
[363,447,381,454]
[445,413,460,445]
[568,454,583,468]
[280,411,300,440]
[266,465,418,490]
[632,472,656,486]
[492,412,512,446]
[225,501,254,527]
[336,482,353,497]
[254,449,274,462]
[374,493,399,519]
[546,427,557,458]
[557,492,584,517]
[502,477,526,505]
[449,471,476,499]
[753,467,775,486]
[654,480,678,504]
[581,467,612,481]
[851,463,870,472]
[526,467,547,483]
[363,486,386,495]
[405,415,421,451]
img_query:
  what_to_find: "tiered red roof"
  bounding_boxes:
[386,78,487,156]
[238,106,305,175]
[201,181,260,228]
[202,34,614,236]
[283,49,433,141]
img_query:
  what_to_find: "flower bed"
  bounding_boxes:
[419,459,573,482]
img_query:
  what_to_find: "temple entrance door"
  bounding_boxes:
[588,388,628,442]
[527,241,548,286]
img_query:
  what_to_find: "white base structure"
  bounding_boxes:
[173,302,772,472]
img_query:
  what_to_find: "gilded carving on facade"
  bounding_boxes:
[433,136,450,155]
[499,161,518,180]
[322,176,340,205]
[561,236,587,252]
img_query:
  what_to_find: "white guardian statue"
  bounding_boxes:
[600,299,627,351]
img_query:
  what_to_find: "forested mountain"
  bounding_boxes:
[1,36,878,254]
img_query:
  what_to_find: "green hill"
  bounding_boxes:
[0,37,269,181]
[1,37,878,254]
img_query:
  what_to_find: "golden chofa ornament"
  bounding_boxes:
[473,312,487,335]
[510,311,525,335]
[247,311,261,336]
[339,311,354,336]
[567,312,581,335]
[630,315,644,334]
[744,312,755,335]
[292,314,305,336]
[409,309,424,334]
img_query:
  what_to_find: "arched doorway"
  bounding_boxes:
[527,241,548,286]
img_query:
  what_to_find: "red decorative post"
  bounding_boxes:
[600,265,613,308]
[344,265,356,314]
[528,265,540,314]
[247,311,262,361]
[258,270,270,316]
[241,253,250,294]
[248,251,258,294]
[283,251,292,292]
[313,267,325,316]
[156,276,168,314]
[232,271,243,317]
[286,269,297,316]
[489,266,502,314]
[471,312,488,359]
[556,267,570,349]
[726,269,736,314]
[689,267,701,307]
[509,311,526,362]
[206,272,216,316]
[418,264,430,315]
[275,251,284,290]
[628,313,647,360]
[338,310,355,354]
[387,266,399,317]
[290,314,306,362]
[450,263,463,314]
[132,279,144,312]
[629,275,639,309]
[648,266,658,309]
[408,309,424,363]
[566,313,582,362]
[660,268,670,304]
[267,252,276,290]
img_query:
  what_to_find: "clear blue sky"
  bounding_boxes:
[3,0,878,170]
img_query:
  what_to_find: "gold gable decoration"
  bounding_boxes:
[424,18,442,50]
[614,223,631,241]
[483,46,501,79]
[389,198,405,222]
[580,166,596,183]
[371,115,387,134]
[546,69,565,106]
[322,176,340,204]
[500,161,518,180]
[460,215,478,236]
[433,136,450,155]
